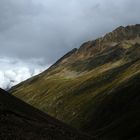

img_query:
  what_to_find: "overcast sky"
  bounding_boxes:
[0,0,140,89]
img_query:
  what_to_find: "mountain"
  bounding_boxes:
[10,24,140,139]
[0,88,92,140]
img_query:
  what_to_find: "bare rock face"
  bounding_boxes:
[46,25,140,67]
[10,25,140,140]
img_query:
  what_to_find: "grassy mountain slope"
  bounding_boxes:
[0,88,92,140]
[10,24,140,139]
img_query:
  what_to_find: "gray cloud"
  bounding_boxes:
[0,0,140,63]
[0,0,140,88]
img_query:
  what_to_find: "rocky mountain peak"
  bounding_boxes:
[50,24,140,66]
[73,24,140,60]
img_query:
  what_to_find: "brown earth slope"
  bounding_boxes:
[10,24,140,140]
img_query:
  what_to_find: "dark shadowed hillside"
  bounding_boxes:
[0,88,92,140]
[10,24,140,140]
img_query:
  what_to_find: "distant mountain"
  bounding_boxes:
[0,88,91,140]
[10,24,140,140]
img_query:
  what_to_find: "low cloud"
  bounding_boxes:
[0,57,49,89]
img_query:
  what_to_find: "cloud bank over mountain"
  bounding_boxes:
[0,0,140,88]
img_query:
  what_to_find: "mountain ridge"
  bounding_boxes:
[10,24,140,140]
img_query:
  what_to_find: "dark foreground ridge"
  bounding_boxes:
[0,88,92,140]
